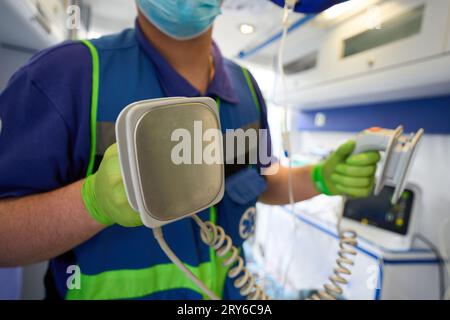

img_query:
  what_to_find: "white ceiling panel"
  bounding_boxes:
[81,0,289,59]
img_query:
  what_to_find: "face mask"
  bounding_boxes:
[137,0,222,41]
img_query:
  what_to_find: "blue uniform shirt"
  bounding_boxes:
[0,22,272,299]
[0,22,271,197]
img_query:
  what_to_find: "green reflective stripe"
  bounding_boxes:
[80,39,100,177]
[207,206,236,298]
[66,262,216,300]
[208,206,219,296]
[216,97,221,112]
[208,101,231,298]
[241,68,261,114]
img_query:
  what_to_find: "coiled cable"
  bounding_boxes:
[192,215,270,300]
[309,228,358,300]
[155,212,357,300]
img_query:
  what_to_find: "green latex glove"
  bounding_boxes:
[312,140,381,198]
[82,144,143,227]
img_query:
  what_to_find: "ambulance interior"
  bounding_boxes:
[0,0,449,300]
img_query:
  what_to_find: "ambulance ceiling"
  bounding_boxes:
[82,0,301,59]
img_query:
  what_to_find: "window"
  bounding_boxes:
[343,5,425,58]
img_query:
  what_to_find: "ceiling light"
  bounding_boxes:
[239,23,255,35]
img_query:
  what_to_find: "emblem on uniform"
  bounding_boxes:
[239,206,256,239]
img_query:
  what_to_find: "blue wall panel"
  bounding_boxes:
[295,95,450,134]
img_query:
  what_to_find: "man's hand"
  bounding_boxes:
[312,140,381,198]
[82,144,142,227]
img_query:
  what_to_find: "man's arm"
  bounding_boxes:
[0,143,143,267]
[259,141,381,205]
[259,165,318,205]
[0,180,104,267]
